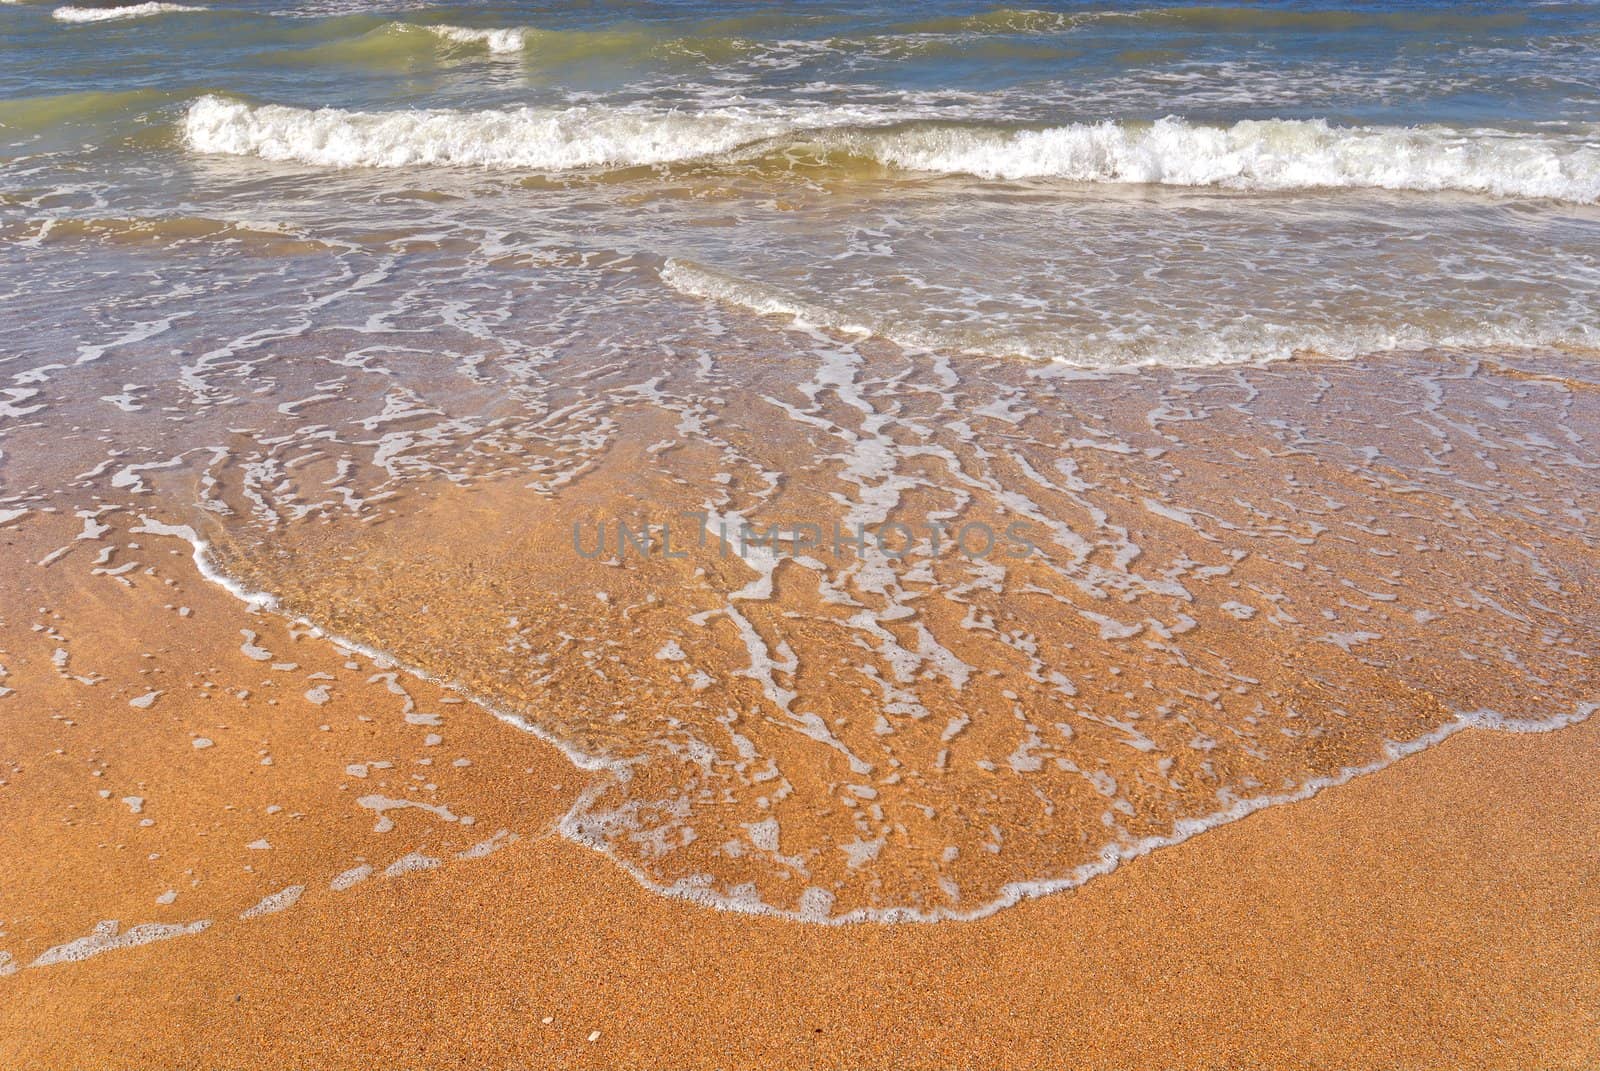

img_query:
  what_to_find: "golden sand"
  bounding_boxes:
[2,641,1596,1068]
[0,350,1595,1067]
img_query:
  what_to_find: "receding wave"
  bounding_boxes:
[181,97,1600,204]
[53,2,206,21]
[659,257,1599,368]
[2,214,334,256]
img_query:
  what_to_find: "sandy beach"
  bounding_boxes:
[4,0,1600,1065]
[1,348,1597,1068]
[2,516,1596,1067]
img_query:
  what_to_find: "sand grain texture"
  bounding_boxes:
[3,704,1597,1069]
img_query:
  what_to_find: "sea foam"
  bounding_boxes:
[842,117,1600,202]
[30,918,211,966]
[658,257,1597,368]
[426,24,527,54]
[180,96,1600,202]
[182,95,877,171]
[53,2,205,21]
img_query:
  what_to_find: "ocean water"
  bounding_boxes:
[4,0,1599,368]
[1,1,1598,926]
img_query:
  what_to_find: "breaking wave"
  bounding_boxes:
[424,23,526,54]
[180,95,882,171]
[827,117,1600,201]
[53,2,206,21]
[181,97,1600,203]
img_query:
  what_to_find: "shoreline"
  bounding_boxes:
[4,672,1597,1068]
[1,347,1595,1066]
[6,1,1600,1062]
[142,509,1600,927]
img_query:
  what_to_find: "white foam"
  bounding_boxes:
[131,516,279,612]
[182,96,878,172]
[330,864,373,891]
[239,884,303,920]
[384,850,442,878]
[179,96,1600,202]
[844,118,1600,203]
[53,2,205,21]
[356,794,462,833]
[30,918,211,967]
[427,24,526,54]
[455,829,518,860]
[661,259,873,339]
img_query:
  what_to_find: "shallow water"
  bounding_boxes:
[1,0,1598,926]
[4,0,1599,368]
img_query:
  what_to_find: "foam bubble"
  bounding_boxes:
[31,918,211,967]
[383,850,442,878]
[239,884,304,920]
[330,864,372,891]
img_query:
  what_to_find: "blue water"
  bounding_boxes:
[3,1,1598,122]
[1,0,1597,366]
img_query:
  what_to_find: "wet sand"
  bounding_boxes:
[0,361,1596,1067]
[6,1,1600,1058]
[2,640,1597,1069]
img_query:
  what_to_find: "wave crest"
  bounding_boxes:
[181,95,871,171]
[53,2,205,21]
[424,24,527,54]
[180,97,1600,204]
[835,118,1600,202]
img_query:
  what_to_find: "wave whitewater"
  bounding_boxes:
[180,97,1600,203]
[827,118,1600,201]
[425,23,526,54]
[181,95,881,170]
[53,2,205,21]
